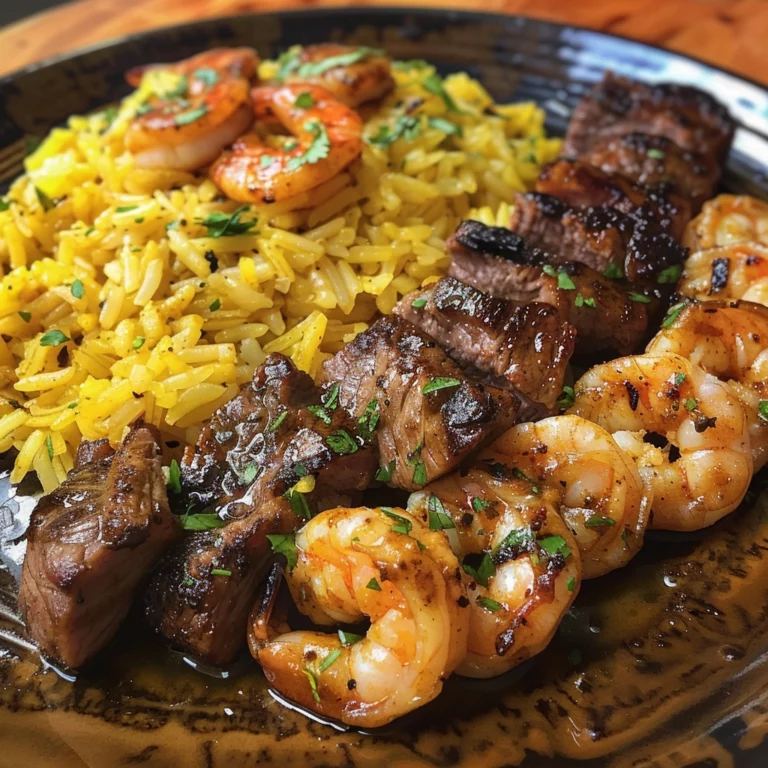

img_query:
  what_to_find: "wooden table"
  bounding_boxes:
[0,0,760,84]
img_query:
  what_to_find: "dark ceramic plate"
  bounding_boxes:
[2,7,768,767]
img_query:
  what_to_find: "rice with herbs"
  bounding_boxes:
[0,54,561,491]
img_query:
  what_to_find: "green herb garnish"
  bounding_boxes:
[179,512,226,531]
[295,91,316,109]
[327,429,358,455]
[40,330,69,347]
[366,577,382,591]
[210,568,232,577]
[268,410,287,433]
[557,385,575,410]
[427,494,455,530]
[319,649,341,672]
[174,106,209,126]
[167,459,182,494]
[199,205,256,238]
[18,311,31,323]
[132,336,145,350]
[628,291,652,304]
[422,72,461,113]
[423,377,461,395]
[287,120,330,171]
[462,553,495,588]
[338,630,363,646]
[267,533,298,569]
[584,515,616,528]
[297,47,384,78]
[71,279,84,299]
[657,264,683,284]
[476,596,503,612]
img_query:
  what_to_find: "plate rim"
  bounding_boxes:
[2,3,768,103]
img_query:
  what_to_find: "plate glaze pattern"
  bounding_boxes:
[2,9,768,767]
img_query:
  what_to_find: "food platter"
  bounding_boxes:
[2,7,768,767]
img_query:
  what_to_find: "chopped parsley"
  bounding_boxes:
[392,59,430,71]
[193,68,219,87]
[295,91,316,109]
[368,115,421,147]
[412,460,427,486]
[198,205,256,237]
[132,336,146,350]
[40,330,69,347]
[287,120,330,172]
[493,525,534,556]
[427,494,455,530]
[210,568,232,577]
[18,311,31,323]
[35,187,55,212]
[303,667,321,703]
[71,279,84,299]
[462,553,495,587]
[375,460,395,483]
[557,385,575,410]
[357,399,380,441]
[684,397,698,411]
[0,199,11,211]
[657,264,683,284]
[603,263,624,279]
[260,155,274,168]
[267,533,298,569]
[422,73,461,113]
[476,596,503,612]
[584,515,616,528]
[284,487,311,520]
[322,383,340,411]
[297,47,384,78]
[46,435,54,460]
[115,205,138,213]
[628,291,652,304]
[662,302,686,328]
[180,512,226,531]
[472,497,492,513]
[574,292,596,308]
[647,148,665,160]
[674,372,687,386]
[427,116,463,136]
[411,296,428,308]
[759,400,768,422]
[319,649,341,672]
[423,376,461,395]
[174,105,209,126]
[567,576,576,592]
[381,507,413,535]
[307,404,331,424]
[538,534,572,559]
[366,577,382,591]
[542,265,576,290]
[327,429,358,455]
[238,463,261,485]
[209,298,221,312]
[268,410,287,433]
[512,467,540,494]
[338,630,363,646]
[167,459,182,494]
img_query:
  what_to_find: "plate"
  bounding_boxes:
[1,8,768,767]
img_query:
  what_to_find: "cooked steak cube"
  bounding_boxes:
[146,354,376,664]
[448,221,657,355]
[581,132,720,211]
[535,159,691,240]
[395,277,575,411]
[509,192,686,281]
[318,315,534,491]
[18,424,178,669]
[563,73,735,163]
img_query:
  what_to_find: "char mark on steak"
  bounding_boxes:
[448,221,658,355]
[563,72,735,164]
[145,354,377,665]
[509,191,686,281]
[318,315,538,491]
[535,159,691,241]
[395,276,575,412]
[580,132,720,212]
[18,424,179,669]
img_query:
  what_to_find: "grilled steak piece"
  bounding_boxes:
[318,315,535,491]
[535,159,691,241]
[395,277,575,411]
[581,133,720,212]
[18,425,178,669]
[448,221,657,355]
[563,73,735,163]
[509,192,686,281]
[146,354,376,665]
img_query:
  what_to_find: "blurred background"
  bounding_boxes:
[1,1,67,27]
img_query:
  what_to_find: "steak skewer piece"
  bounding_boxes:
[18,424,179,669]
[145,354,377,665]
[318,314,539,492]
[509,192,686,281]
[535,159,692,241]
[563,72,735,164]
[395,276,576,411]
[580,132,720,212]
[448,221,659,355]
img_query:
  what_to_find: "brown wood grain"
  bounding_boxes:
[0,0,758,84]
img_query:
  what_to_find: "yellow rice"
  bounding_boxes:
[0,56,561,491]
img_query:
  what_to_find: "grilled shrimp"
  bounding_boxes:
[481,416,650,578]
[211,83,363,203]
[248,506,468,727]
[124,48,259,171]
[647,299,768,470]
[408,472,581,678]
[684,194,768,251]
[570,353,753,531]
[282,44,395,107]
[677,243,768,305]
